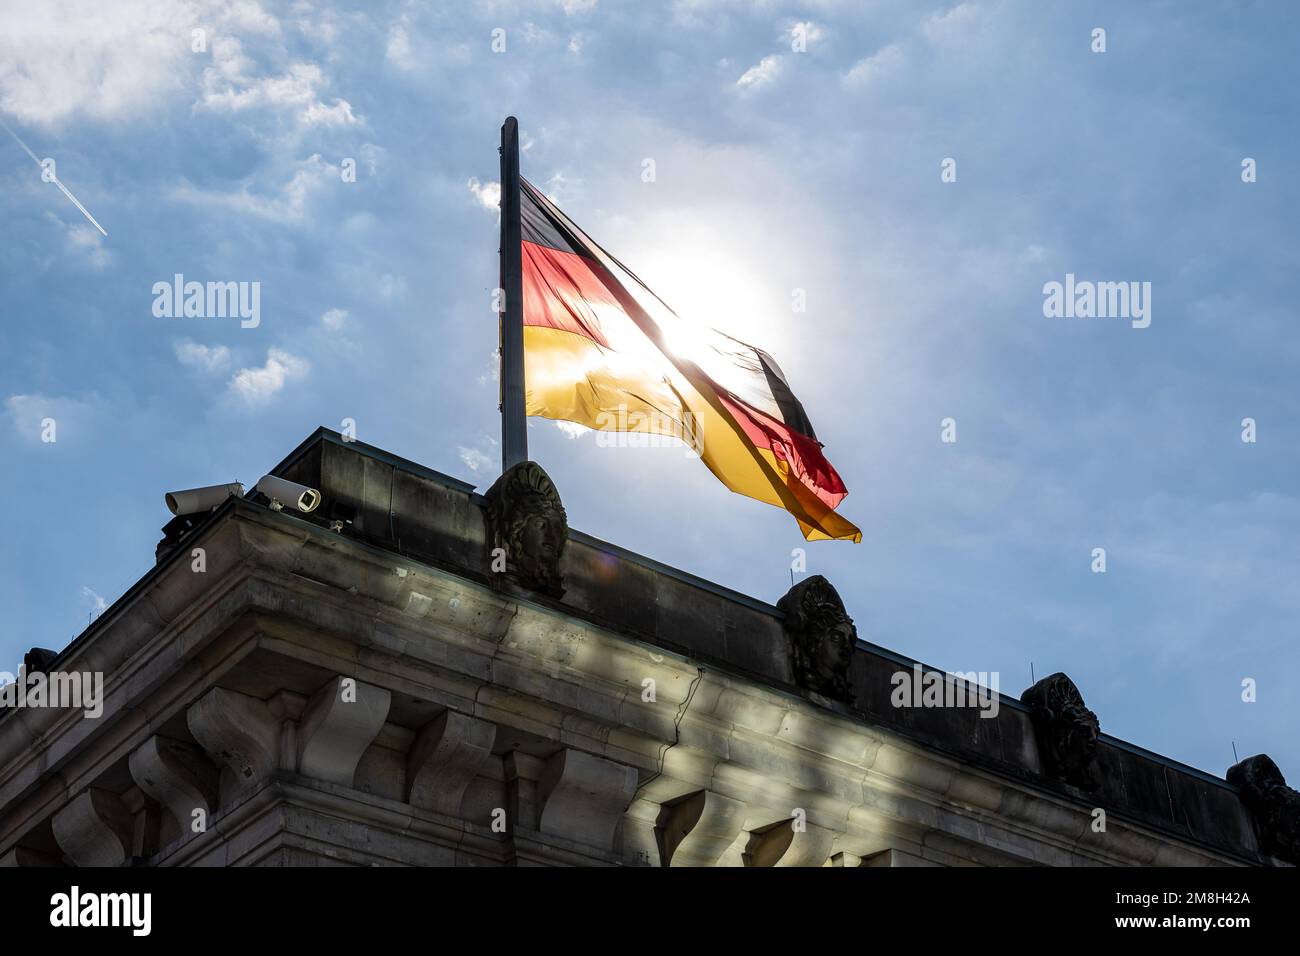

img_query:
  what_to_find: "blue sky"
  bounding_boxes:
[1,0,1296,780]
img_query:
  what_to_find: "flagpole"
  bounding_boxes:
[499,115,527,472]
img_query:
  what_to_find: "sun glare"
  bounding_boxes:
[632,233,791,360]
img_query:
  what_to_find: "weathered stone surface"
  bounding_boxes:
[187,687,281,801]
[537,749,637,851]
[297,676,392,787]
[128,736,219,833]
[408,710,497,815]
[0,846,62,866]
[741,818,837,867]
[51,789,134,867]
[655,790,747,867]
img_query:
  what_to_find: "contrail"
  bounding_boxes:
[0,116,108,237]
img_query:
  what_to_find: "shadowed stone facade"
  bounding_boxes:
[0,429,1291,866]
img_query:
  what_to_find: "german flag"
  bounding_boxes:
[519,178,861,542]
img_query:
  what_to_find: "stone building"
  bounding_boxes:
[0,428,1294,866]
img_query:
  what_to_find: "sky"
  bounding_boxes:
[1,0,1296,781]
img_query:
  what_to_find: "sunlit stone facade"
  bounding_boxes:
[0,429,1288,867]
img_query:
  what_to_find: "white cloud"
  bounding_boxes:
[554,421,590,439]
[357,142,385,177]
[199,57,359,127]
[477,349,500,386]
[300,97,357,126]
[228,347,308,406]
[0,1,189,126]
[209,35,256,83]
[174,340,232,373]
[3,392,98,442]
[922,3,980,45]
[843,44,903,86]
[787,20,824,49]
[63,222,111,270]
[558,0,598,14]
[467,177,501,212]
[80,586,108,615]
[321,308,348,330]
[220,0,281,36]
[377,273,406,300]
[387,21,413,69]
[170,154,335,223]
[735,55,783,91]
[541,171,580,205]
[458,446,492,473]
[0,0,283,127]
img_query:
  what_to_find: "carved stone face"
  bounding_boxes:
[1061,700,1100,757]
[778,575,856,703]
[484,462,568,598]
[519,511,561,580]
[812,617,855,688]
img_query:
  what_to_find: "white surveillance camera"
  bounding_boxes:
[165,483,244,516]
[255,475,322,514]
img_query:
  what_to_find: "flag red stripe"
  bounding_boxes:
[522,239,614,348]
[715,392,848,509]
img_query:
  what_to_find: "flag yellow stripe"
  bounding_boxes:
[525,325,862,542]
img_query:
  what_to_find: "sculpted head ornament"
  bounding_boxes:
[1020,672,1100,790]
[778,575,856,702]
[484,461,568,598]
[1227,754,1300,865]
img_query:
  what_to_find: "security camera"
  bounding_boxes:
[255,475,321,514]
[165,482,244,516]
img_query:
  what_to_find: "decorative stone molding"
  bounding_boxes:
[655,790,747,867]
[1020,672,1100,790]
[775,822,838,867]
[483,461,568,598]
[0,453,1268,868]
[51,789,134,867]
[0,846,61,866]
[537,749,638,852]
[1227,754,1300,865]
[505,751,544,836]
[407,710,498,815]
[128,736,219,833]
[778,575,856,702]
[297,676,392,787]
[187,687,280,802]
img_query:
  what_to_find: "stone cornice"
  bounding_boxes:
[0,501,1267,865]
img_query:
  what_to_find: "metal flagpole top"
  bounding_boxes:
[499,116,527,473]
